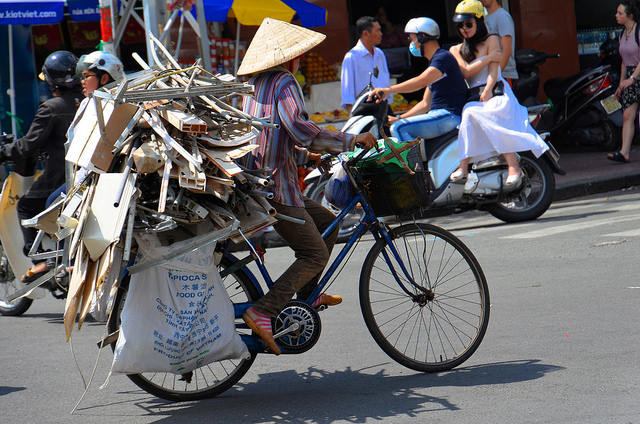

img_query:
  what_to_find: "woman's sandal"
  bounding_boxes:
[450,169,467,183]
[607,151,630,163]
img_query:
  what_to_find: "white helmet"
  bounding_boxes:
[76,51,125,82]
[404,17,440,41]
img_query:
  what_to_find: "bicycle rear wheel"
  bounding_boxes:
[359,223,489,372]
[108,256,259,401]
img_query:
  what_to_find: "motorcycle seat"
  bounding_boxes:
[418,128,459,162]
[544,65,611,106]
[544,74,582,105]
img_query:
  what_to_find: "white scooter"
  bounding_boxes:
[0,134,66,316]
[307,76,565,223]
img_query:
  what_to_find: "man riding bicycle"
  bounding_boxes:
[237,18,377,355]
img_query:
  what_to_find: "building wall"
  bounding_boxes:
[510,0,581,101]
[309,0,351,65]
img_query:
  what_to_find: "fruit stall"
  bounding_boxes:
[296,52,415,130]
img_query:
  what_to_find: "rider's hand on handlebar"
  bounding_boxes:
[368,88,389,103]
[353,133,378,150]
[304,152,323,169]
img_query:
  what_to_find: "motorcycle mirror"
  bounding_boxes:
[373,66,379,79]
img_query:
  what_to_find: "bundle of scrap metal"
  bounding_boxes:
[51,47,279,340]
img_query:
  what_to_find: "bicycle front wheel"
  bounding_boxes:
[109,256,259,401]
[359,223,490,372]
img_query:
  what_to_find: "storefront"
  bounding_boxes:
[2,0,622,133]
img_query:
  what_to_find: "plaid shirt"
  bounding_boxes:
[243,69,354,207]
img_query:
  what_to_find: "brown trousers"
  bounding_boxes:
[252,197,338,317]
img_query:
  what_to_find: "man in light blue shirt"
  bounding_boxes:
[340,16,391,112]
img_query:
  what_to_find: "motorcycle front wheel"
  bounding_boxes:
[0,244,33,316]
[484,152,555,222]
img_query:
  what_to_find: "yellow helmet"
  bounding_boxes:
[453,0,485,22]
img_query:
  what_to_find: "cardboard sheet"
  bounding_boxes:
[82,173,137,261]
[66,98,139,172]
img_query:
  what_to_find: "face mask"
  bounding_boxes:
[409,41,421,57]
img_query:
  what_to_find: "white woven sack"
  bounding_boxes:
[111,240,249,374]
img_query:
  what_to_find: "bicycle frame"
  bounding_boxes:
[224,153,427,354]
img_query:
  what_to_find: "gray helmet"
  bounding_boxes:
[404,17,440,42]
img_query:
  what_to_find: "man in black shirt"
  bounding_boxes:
[0,51,82,276]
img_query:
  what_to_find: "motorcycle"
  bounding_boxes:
[307,83,564,223]
[0,133,68,316]
[514,48,623,152]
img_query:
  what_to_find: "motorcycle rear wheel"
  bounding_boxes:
[597,120,622,152]
[108,256,259,401]
[485,152,555,222]
[0,244,33,316]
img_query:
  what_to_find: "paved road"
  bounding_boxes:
[2,187,640,423]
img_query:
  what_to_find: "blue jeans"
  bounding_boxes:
[46,184,66,208]
[390,109,461,141]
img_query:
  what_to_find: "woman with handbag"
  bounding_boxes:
[449,0,548,184]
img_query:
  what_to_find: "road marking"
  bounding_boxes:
[605,228,640,237]
[503,213,640,239]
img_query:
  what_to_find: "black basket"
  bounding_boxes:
[355,167,432,217]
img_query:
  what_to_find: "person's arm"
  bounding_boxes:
[498,34,512,72]
[371,66,442,101]
[618,48,640,93]
[481,37,501,102]
[0,102,53,161]
[278,77,375,152]
[617,61,628,98]
[341,53,356,111]
[391,88,432,122]
[450,43,502,79]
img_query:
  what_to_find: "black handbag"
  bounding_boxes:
[466,80,505,102]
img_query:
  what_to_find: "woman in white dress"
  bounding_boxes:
[449,0,548,185]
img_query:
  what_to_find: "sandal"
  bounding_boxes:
[505,173,523,186]
[607,151,630,163]
[242,307,281,355]
[20,263,50,283]
[450,169,467,183]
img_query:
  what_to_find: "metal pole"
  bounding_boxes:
[234,22,240,77]
[142,0,159,66]
[8,24,17,136]
[195,0,212,72]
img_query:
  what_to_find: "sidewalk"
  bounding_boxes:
[554,145,640,201]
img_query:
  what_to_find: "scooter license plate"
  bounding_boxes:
[600,95,621,114]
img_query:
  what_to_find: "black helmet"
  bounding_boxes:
[39,50,80,91]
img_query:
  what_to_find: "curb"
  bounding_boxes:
[554,173,640,201]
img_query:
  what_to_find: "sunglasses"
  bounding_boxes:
[457,21,474,29]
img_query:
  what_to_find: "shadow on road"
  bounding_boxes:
[73,359,563,422]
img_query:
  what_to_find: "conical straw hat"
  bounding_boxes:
[237,18,326,76]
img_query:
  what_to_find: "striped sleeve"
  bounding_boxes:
[277,79,353,154]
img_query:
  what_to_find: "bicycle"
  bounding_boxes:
[107,145,490,401]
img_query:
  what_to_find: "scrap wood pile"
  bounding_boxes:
[47,50,279,340]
